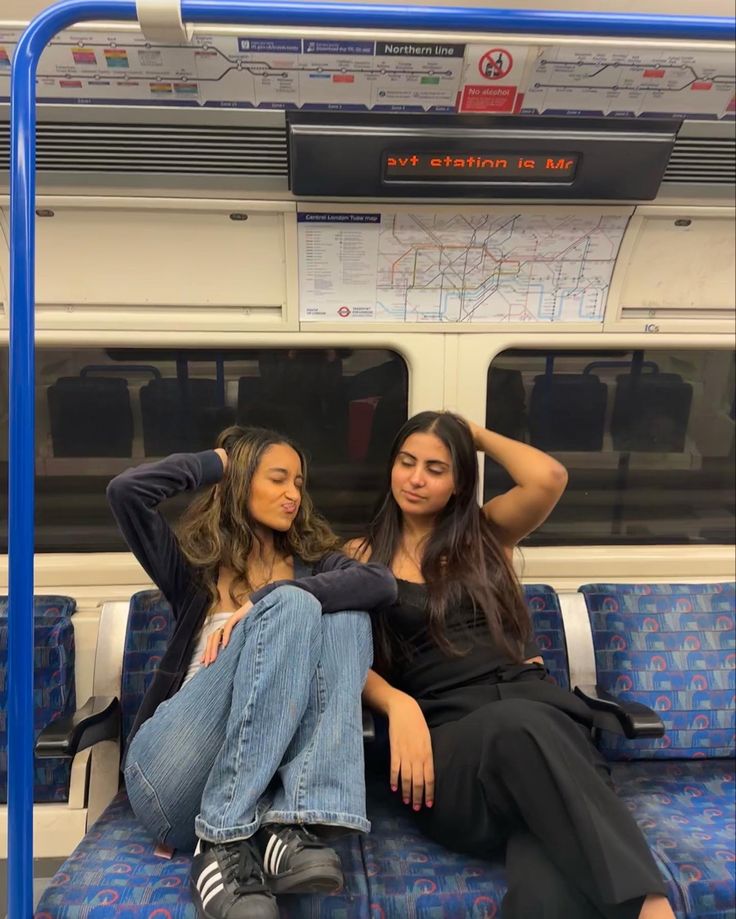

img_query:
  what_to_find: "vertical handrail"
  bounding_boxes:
[8,2,734,917]
[9,9,137,918]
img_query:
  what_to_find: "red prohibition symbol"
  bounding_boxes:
[479,48,513,80]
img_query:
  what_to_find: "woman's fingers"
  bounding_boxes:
[424,761,435,808]
[202,629,224,666]
[390,755,400,793]
[401,763,413,806]
[222,601,252,648]
[221,616,237,649]
[412,768,424,810]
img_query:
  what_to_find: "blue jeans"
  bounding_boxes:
[124,585,373,851]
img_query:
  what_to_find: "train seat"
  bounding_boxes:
[140,378,230,456]
[0,595,76,805]
[611,372,694,453]
[47,375,134,457]
[529,372,608,452]
[33,586,569,916]
[580,583,736,919]
[33,583,735,917]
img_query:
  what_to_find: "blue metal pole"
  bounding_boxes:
[7,2,734,918]
[9,9,136,917]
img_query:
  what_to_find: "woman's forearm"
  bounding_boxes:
[470,423,568,490]
[363,668,406,716]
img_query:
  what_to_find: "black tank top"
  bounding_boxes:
[384,579,541,700]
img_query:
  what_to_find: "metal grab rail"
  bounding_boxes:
[8,2,735,916]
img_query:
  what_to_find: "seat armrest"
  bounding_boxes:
[362,707,376,742]
[35,696,121,759]
[574,684,664,740]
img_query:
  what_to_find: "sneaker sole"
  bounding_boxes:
[268,862,344,895]
[190,878,279,918]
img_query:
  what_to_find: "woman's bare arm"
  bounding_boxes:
[467,420,568,550]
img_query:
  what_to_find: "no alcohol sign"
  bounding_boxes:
[461,43,531,113]
[479,48,513,80]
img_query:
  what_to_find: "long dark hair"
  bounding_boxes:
[177,425,340,614]
[360,411,532,673]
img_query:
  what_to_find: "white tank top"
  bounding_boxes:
[182,611,233,686]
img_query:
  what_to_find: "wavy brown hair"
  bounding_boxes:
[176,425,340,614]
[359,411,532,674]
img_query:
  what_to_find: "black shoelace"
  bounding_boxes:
[215,841,269,895]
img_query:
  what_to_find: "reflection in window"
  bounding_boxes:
[0,348,408,552]
[485,350,735,546]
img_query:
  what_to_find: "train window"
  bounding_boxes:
[485,349,735,545]
[0,347,408,552]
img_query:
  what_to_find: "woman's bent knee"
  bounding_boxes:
[258,584,322,622]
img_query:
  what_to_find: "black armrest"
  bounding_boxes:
[574,684,664,740]
[35,696,121,759]
[362,706,376,742]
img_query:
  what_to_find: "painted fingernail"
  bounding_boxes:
[390,785,398,792]
[426,801,434,808]
[413,804,420,812]
[403,798,409,805]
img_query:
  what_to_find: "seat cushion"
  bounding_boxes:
[0,595,76,803]
[612,759,736,919]
[34,781,509,918]
[580,583,736,760]
[36,771,712,919]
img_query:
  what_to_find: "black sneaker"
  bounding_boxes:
[254,824,344,895]
[190,838,278,919]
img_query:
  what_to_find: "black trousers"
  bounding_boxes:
[412,695,668,919]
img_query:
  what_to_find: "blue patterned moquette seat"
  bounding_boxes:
[581,583,736,919]
[36,586,571,917]
[0,595,76,804]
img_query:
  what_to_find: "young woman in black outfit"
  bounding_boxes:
[348,411,675,919]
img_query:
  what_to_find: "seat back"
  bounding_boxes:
[611,372,693,452]
[121,590,175,746]
[523,585,570,689]
[487,367,527,442]
[0,596,76,802]
[120,586,571,745]
[529,373,607,451]
[47,376,134,457]
[140,378,226,456]
[580,582,735,760]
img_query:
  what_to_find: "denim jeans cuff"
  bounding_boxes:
[195,814,261,843]
[262,809,371,834]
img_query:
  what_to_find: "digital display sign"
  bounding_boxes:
[383,151,580,183]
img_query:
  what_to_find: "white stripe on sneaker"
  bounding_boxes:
[202,882,225,910]
[196,861,220,891]
[273,840,289,875]
[200,872,223,901]
[264,835,283,875]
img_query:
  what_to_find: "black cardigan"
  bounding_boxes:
[107,450,397,744]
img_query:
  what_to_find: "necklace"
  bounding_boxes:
[247,552,277,592]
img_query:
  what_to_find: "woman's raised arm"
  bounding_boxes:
[106,449,225,609]
[467,420,568,550]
